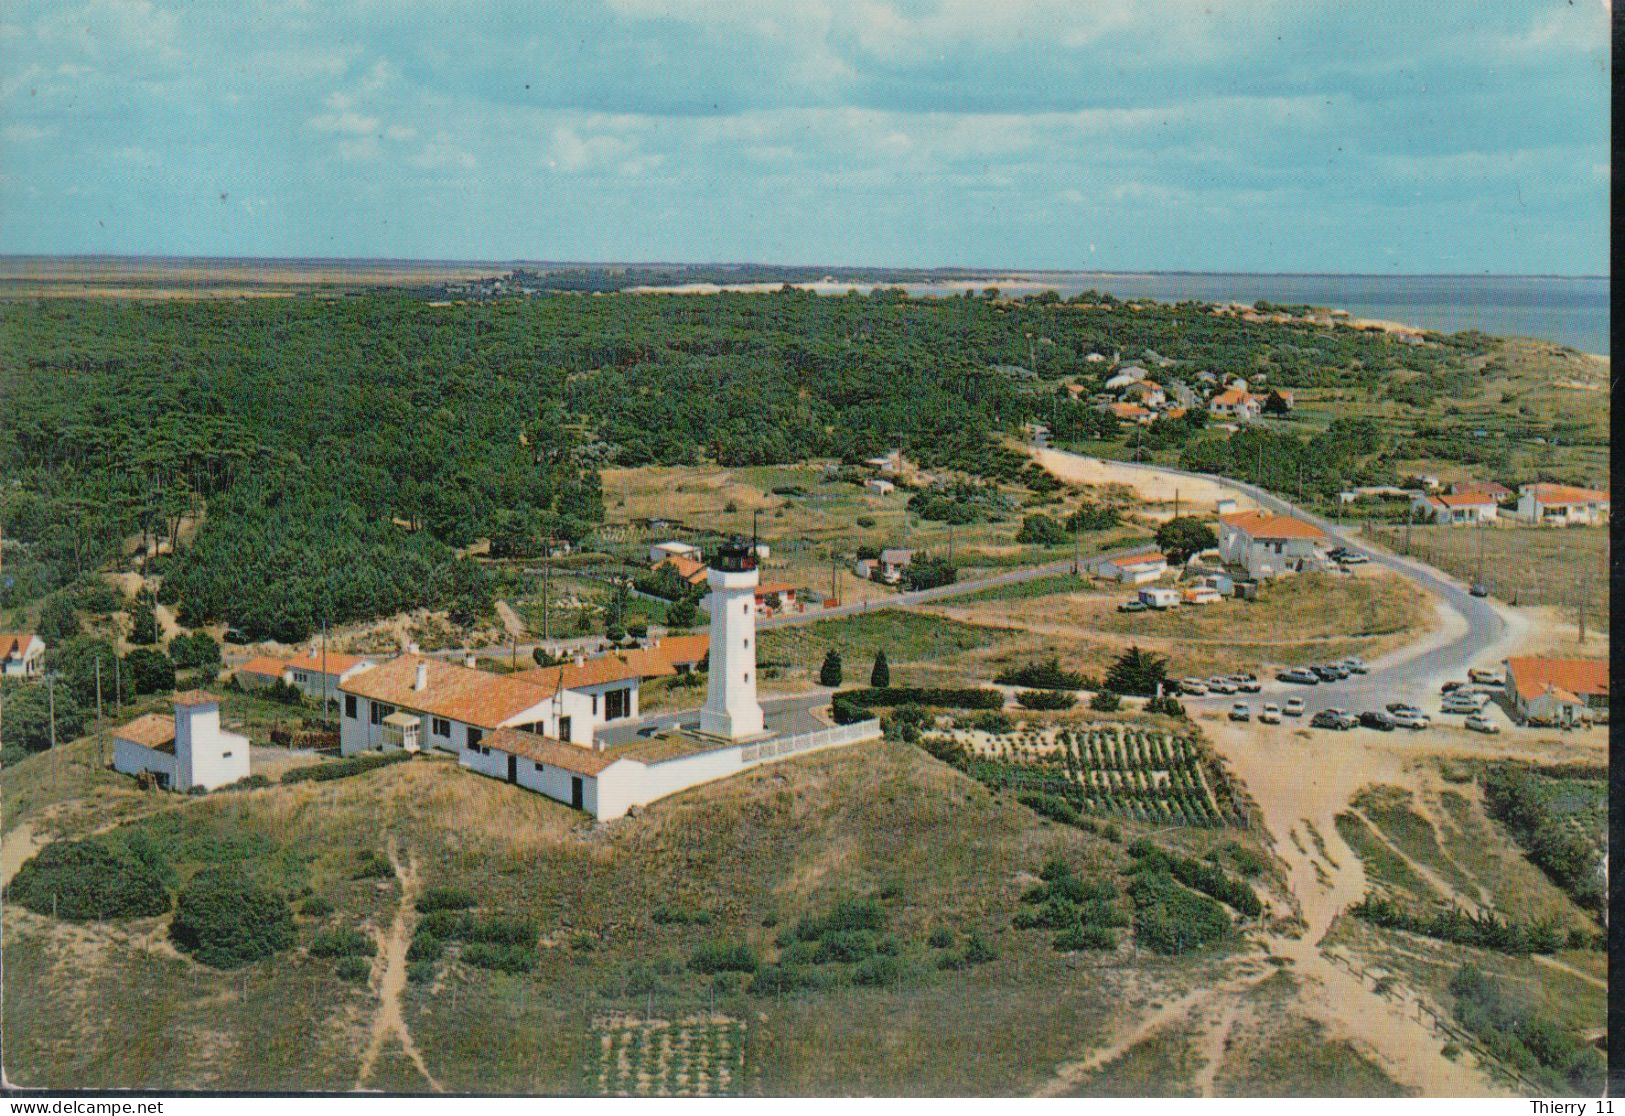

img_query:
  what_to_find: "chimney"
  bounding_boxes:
[463,653,476,669]
[414,662,428,691]
[574,653,586,667]
[406,640,419,654]
[307,647,318,660]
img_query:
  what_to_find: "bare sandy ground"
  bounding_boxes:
[1029,447,1258,513]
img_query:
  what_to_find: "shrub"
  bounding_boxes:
[651,904,714,926]
[688,941,759,975]
[281,750,411,785]
[1144,695,1187,718]
[852,953,901,987]
[418,909,478,939]
[1128,870,1231,955]
[927,926,955,949]
[406,960,435,984]
[221,773,271,792]
[463,941,537,974]
[818,650,843,688]
[821,897,886,934]
[467,916,536,946]
[170,868,296,969]
[298,895,335,918]
[815,930,878,963]
[309,927,377,958]
[1088,690,1121,712]
[971,711,1014,734]
[1054,924,1117,952]
[10,837,171,921]
[962,930,997,964]
[334,955,372,982]
[353,850,394,880]
[842,686,1005,710]
[1016,690,1075,710]
[1018,792,1080,826]
[416,887,477,913]
[870,651,890,688]
[994,658,1085,690]
[122,647,175,694]
[407,933,444,963]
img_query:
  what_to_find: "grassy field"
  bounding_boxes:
[5,734,1278,1094]
[1362,523,1608,626]
[757,608,1022,686]
[597,462,1148,610]
[925,569,1431,681]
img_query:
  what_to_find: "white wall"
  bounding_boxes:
[113,739,178,787]
[458,746,609,816]
[700,566,764,739]
[174,703,250,790]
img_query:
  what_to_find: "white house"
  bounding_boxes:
[1103,365,1149,390]
[1181,585,1223,606]
[1412,491,1499,525]
[513,654,645,726]
[1119,381,1166,408]
[854,557,878,580]
[863,450,903,475]
[1207,389,1261,421]
[339,654,594,755]
[1217,510,1326,579]
[1504,657,1607,725]
[113,690,250,792]
[1098,551,1168,585]
[878,548,913,583]
[649,540,701,564]
[864,477,895,496]
[1515,483,1610,526]
[0,633,45,678]
[236,648,376,701]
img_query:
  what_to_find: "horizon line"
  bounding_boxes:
[0,253,1605,282]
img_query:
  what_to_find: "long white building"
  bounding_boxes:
[113,690,250,792]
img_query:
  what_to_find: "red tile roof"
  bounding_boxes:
[1111,552,1167,567]
[655,555,710,584]
[1505,657,1607,702]
[340,655,551,729]
[237,656,293,679]
[172,690,221,707]
[1218,510,1325,541]
[511,652,648,694]
[652,634,709,666]
[1521,483,1609,506]
[0,633,41,659]
[115,712,176,752]
[482,728,623,776]
[1432,492,1497,508]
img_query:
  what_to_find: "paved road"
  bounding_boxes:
[1041,451,1516,720]
[595,691,832,747]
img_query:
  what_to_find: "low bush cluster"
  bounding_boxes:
[1016,690,1075,711]
[1127,870,1232,955]
[411,905,537,974]
[994,658,1086,691]
[416,887,477,913]
[281,750,411,786]
[688,942,760,975]
[309,927,377,959]
[838,686,1006,711]
[1450,964,1603,1093]
[1012,857,1127,953]
[353,850,394,880]
[9,836,172,921]
[1127,840,1262,917]
[170,868,296,969]
[1350,894,1563,956]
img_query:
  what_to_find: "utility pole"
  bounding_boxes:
[542,557,552,644]
[47,673,57,792]
[321,617,330,722]
[95,658,105,767]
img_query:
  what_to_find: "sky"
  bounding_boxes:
[0,0,1611,274]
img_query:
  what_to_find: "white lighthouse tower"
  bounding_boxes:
[700,538,766,739]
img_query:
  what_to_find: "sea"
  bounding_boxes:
[895,272,1609,356]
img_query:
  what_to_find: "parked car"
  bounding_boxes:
[1441,696,1485,715]
[1341,657,1368,674]
[1385,701,1423,717]
[1311,664,1346,682]
[1229,702,1251,722]
[1259,703,1281,724]
[1440,680,1466,693]
[1278,668,1319,685]
[1283,697,1306,717]
[1388,709,1429,730]
[1207,677,1238,695]
[1469,583,1490,598]
[1358,710,1396,731]
[1311,709,1353,730]
[1235,674,1262,693]
[1180,678,1209,696]
[1468,668,1503,686]
[1117,600,1148,613]
[1465,715,1501,734]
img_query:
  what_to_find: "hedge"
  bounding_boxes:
[335,955,373,982]
[170,868,296,969]
[836,686,1005,711]
[1127,870,1232,955]
[281,749,411,786]
[9,837,171,921]
[416,887,477,913]
[688,941,760,974]
[309,927,377,958]
[1016,690,1076,711]
[1128,841,1262,917]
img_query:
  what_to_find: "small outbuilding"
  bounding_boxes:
[113,690,250,792]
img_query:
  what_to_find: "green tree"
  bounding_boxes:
[1089,689,1122,711]
[0,682,87,752]
[123,648,175,695]
[870,650,890,688]
[819,649,843,687]
[169,632,222,673]
[1154,517,1218,564]
[1103,646,1168,697]
[129,594,160,646]
[36,594,81,644]
[665,595,698,629]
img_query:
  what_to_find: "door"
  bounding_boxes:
[507,754,518,785]
[571,776,584,810]
[558,716,572,742]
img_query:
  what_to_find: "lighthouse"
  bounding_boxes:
[699,537,766,739]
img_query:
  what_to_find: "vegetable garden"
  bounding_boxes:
[588,1014,746,1097]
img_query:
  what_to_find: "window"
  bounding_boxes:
[345,695,357,719]
[744,638,750,649]
[534,761,544,773]
[744,672,750,684]
[466,726,483,750]
[558,716,572,741]
[222,751,233,758]
[591,694,599,715]
[743,602,749,615]
[369,702,382,725]
[432,717,451,738]
[605,687,630,721]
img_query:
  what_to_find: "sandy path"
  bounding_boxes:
[1034,983,1240,1096]
[355,837,441,1092]
[1,821,44,887]
[1191,1000,1239,1097]
[1030,447,1258,511]
[1345,807,1482,908]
